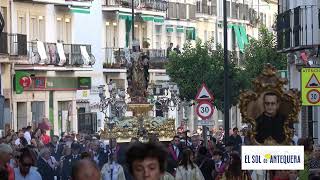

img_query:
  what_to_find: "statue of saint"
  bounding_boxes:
[127,40,149,103]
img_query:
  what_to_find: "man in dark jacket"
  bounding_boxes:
[228,127,242,153]
[61,142,81,180]
[195,146,215,180]
[166,135,182,175]
[37,148,59,180]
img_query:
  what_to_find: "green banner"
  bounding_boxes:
[15,71,31,94]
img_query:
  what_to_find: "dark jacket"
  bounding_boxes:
[255,113,285,144]
[61,154,80,180]
[166,144,182,175]
[195,154,215,180]
[37,157,59,180]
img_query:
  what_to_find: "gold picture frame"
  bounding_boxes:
[239,64,301,145]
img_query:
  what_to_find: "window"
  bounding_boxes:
[0,7,7,32]
[177,34,182,46]
[30,16,37,40]
[167,35,172,47]
[226,1,230,18]
[38,16,45,41]
[155,25,162,49]
[211,0,217,16]
[31,101,45,126]
[65,18,71,43]
[204,30,208,42]
[196,0,201,13]
[57,18,63,41]
[17,14,26,34]
[176,3,179,18]
[179,3,186,19]
[218,31,222,44]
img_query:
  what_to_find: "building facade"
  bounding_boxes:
[277,0,320,142]
[0,0,278,136]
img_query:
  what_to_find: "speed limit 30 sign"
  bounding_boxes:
[196,101,214,120]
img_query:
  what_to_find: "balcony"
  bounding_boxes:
[14,0,92,7]
[27,41,95,67]
[103,47,167,69]
[103,0,168,12]
[0,33,28,56]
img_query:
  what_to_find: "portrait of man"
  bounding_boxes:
[255,92,286,144]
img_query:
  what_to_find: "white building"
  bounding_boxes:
[0,0,279,136]
[277,0,320,142]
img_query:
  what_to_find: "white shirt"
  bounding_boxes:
[15,138,21,145]
[14,167,42,180]
[24,131,31,144]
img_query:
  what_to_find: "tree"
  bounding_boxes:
[166,40,247,111]
[243,26,287,86]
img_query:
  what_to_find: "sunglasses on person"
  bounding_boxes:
[21,162,33,167]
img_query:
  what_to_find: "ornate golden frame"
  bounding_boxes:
[239,64,301,145]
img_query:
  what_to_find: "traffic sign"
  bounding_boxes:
[305,74,320,88]
[306,89,320,104]
[197,120,214,126]
[196,101,214,119]
[301,68,320,106]
[195,83,214,101]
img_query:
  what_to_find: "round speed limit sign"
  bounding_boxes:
[196,101,214,119]
[307,89,320,104]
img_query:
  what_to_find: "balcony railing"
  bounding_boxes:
[0,32,28,56]
[104,48,167,68]
[103,0,168,12]
[28,41,95,66]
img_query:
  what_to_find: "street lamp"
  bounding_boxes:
[98,80,127,163]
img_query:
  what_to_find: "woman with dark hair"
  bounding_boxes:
[175,149,204,180]
[225,153,251,180]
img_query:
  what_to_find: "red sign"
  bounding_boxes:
[196,101,214,120]
[195,83,214,102]
[19,76,32,88]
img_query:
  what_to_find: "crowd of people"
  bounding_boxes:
[0,125,319,180]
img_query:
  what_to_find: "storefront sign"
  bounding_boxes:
[78,77,91,89]
[76,90,90,100]
[15,71,31,94]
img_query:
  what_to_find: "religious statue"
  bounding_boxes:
[239,64,301,145]
[127,40,150,103]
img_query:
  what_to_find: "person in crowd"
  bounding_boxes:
[101,153,126,180]
[173,45,181,54]
[309,145,320,169]
[167,135,182,175]
[166,43,173,58]
[225,152,251,180]
[126,142,168,180]
[190,134,201,155]
[37,147,59,180]
[71,159,101,180]
[90,140,108,169]
[175,148,205,180]
[0,144,14,180]
[212,150,227,179]
[24,126,32,145]
[14,147,42,180]
[40,130,51,145]
[108,138,125,165]
[49,135,64,161]
[228,127,242,153]
[298,137,314,180]
[61,142,81,180]
[195,146,215,180]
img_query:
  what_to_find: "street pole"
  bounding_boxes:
[202,125,207,147]
[131,0,135,43]
[223,0,230,144]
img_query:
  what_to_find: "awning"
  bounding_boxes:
[229,24,249,53]
[176,26,184,33]
[70,7,90,14]
[154,16,164,23]
[141,15,154,21]
[186,27,196,40]
[119,12,133,20]
[166,25,174,33]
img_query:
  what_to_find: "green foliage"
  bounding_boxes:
[166,39,246,111]
[243,26,287,87]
